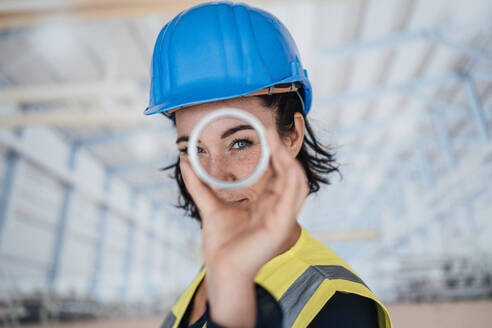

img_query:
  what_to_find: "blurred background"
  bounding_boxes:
[0,0,491,327]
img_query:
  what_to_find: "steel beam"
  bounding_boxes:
[385,142,492,247]
[120,220,136,299]
[0,73,25,138]
[0,72,10,86]
[464,76,490,142]
[0,108,149,128]
[78,126,168,148]
[135,181,175,194]
[111,159,169,176]
[121,189,139,299]
[428,31,492,63]
[144,208,157,299]
[46,184,73,288]
[2,71,486,128]
[89,169,113,299]
[68,142,80,171]
[89,205,108,299]
[130,188,139,209]
[0,130,138,221]
[0,81,139,103]
[318,21,492,58]
[0,150,19,247]
[408,89,469,119]
[339,132,424,212]
[0,0,289,28]
[317,72,461,107]
[471,70,492,82]
[430,111,457,169]
[416,142,433,189]
[0,0,210,28]
[47,143,80,289]
[103,168,113,193]
[319,30,425,57]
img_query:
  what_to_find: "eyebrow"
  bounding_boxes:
[176,136,188,144]
[176,124,254,144]
[221,124,254,139]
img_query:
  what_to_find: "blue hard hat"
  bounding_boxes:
[144,1,312,119]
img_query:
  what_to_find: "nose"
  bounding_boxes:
[202,154,237,182]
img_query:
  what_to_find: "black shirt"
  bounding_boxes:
[177,283,378,328]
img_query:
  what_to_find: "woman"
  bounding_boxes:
[145,2,392,327]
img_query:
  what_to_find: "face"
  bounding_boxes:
[175,97,278,208]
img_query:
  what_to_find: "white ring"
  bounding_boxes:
[187,108,271,190]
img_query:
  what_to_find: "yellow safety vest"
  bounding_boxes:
[161,227,392,328]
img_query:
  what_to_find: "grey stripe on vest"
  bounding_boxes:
[279,265,369,328]
[314,265,369,289]
[160,312,176,328]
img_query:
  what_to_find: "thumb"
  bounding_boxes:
[180,160,223,216]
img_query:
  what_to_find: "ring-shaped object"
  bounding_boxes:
[187,108,271,190]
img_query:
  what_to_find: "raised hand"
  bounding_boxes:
[180,129,309,327]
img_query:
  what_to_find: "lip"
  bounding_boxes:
[226,198,247,204]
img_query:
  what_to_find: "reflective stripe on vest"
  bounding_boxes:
[160,312,176,328]
[279,265,374,328]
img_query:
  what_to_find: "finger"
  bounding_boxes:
[263,130,290,195]
[266,129,290,179]
[277,164,301,212]
[267,132,308,215]
[260,161,283,196]
[268,129,306,198]
[260,131,307,222]
[180,160,223,216]
[259,171,301,231]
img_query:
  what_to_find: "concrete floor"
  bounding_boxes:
[20,300,492,327]
[388,300,492,328]
[22,317,164,328]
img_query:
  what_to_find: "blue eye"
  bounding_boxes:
[231,139,252,150]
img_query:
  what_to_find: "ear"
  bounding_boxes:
[283,112,305,158]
